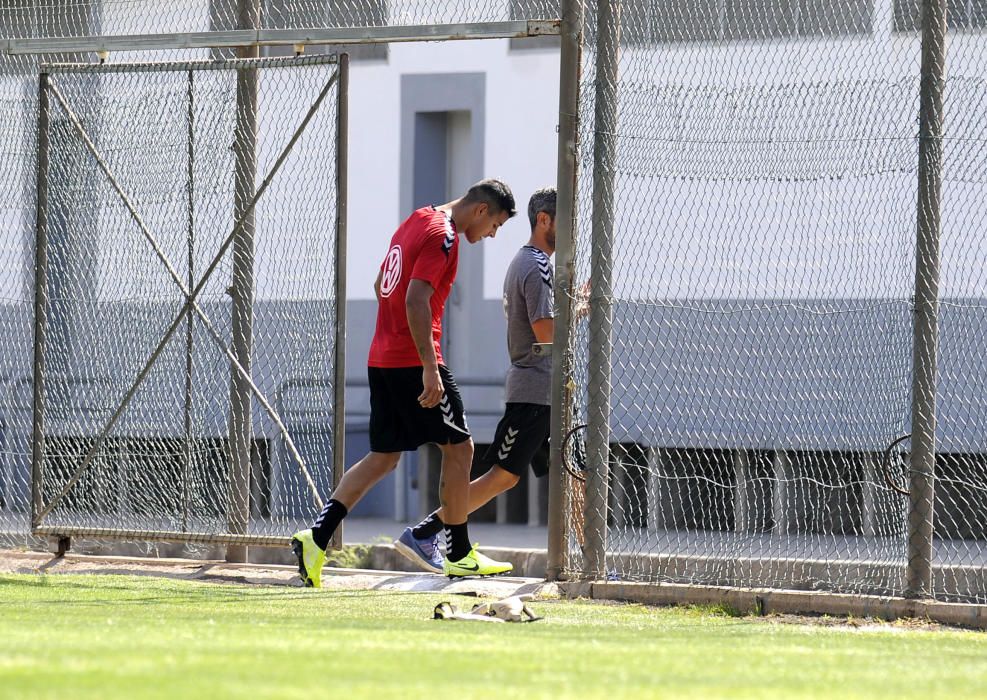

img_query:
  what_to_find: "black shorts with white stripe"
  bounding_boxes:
[482,403,551,477]
[368,365,471,453]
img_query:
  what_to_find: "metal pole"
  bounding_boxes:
[182,69,195,533]
[227,0,260,563]
[733,450,749,534]
[772,450,790,535]
[907,0,947,600]
[31,72,50,529]
[6,21,562,56]
[330,54,349,550]
[547,0,585,582]
[583,0,619,580]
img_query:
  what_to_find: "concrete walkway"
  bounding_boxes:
[342,517,550,550]
[0,549,556,600]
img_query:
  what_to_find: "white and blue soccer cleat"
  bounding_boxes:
[393,526,444,574]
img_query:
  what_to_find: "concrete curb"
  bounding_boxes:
[562,580,987,630]
[0,549,557,598]
[7,547,985,628]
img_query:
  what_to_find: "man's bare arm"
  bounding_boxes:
[531,318,554,344]
[374,269,383,302]
[406,279,443,408]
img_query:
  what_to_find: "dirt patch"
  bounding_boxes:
[555,595,976,633]
[755,611,951,632]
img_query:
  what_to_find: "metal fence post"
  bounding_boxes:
[227,0,260,563]
[583,0,620,580]
[32,72,50,530]
[907,0,947,600]
[182,69,195,534]
[330,53,349,551]
[547,0,584,582]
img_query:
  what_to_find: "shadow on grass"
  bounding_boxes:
[0,573,473,610]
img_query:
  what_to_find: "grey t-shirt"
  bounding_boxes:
[503,245,554,405]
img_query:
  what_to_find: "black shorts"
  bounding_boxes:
[368,365,471,453]
[482,403,551,477]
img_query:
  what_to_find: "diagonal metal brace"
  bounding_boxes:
[35,69,339,525]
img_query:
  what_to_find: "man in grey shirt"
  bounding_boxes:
[394,188,557,574]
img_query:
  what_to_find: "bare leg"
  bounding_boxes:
[436,465,520,521]
[330,451,401,510]
[436,439,474,524]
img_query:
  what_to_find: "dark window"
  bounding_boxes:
[509,0,562,51]
[973,0,987,27]
[210,0,387,61]
[1,1,102,70]
[0,2,37,40]
[653,0,721,44]
[43,436,272,519]
[935,453,987,541]
[892,0,920,30]
[724,0,799,41]
[264,0,388,62]
[510,0,873,52]
[798,0,872,38]
[894,0,987,31]
[724,0,873,40]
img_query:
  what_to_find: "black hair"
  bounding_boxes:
[463,178,517,218]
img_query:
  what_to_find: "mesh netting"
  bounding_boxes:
[6,54,342,552]
[0,0,559,38]
[561,0,987,603]
[0,0,984,604]
[0,2,560,557]
[936,4,987,602]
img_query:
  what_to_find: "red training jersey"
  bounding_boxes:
[368,206,459,368]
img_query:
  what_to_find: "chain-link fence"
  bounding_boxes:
[33,57,341,556]
[1,0,985,606]
[0,1,560,557]
[0,0,560,42]
[0,36,348,555]
[32,55,343,552]
[558,0,987,603]
[935,0,987,604]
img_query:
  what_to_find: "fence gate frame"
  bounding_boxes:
[16,14,571,562]
[31,53,349,551]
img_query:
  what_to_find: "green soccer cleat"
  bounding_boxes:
[291,529,326,588]
[443,545,513,578]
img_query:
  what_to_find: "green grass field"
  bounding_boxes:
[1,574,985,699]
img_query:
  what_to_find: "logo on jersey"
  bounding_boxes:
[380,245,403,298]
[439,394,470,435]
[497,426,519,461]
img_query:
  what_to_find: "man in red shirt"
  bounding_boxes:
[292,179,517,586]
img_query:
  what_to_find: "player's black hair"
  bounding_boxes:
[463,179,517,218]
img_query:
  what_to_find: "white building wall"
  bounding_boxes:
[343,39,560,301]
[47,0,987,306]
[608,23,985,301]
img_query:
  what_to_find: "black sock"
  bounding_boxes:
[412,511,445,540]
[444,521,471,562]
[312,499,347,551]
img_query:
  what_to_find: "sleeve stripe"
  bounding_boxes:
[441,213,455,254]
[528,248,553,288]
